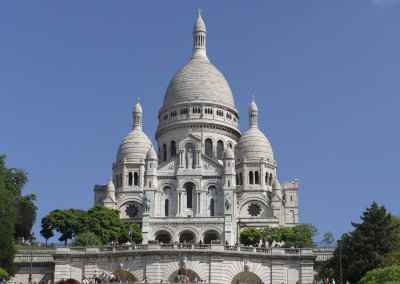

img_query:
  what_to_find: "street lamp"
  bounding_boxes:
[28,233,36,284]
[337,239,343,284]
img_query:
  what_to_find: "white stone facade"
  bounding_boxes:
[94,12,299,246]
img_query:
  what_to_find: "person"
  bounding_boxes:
[225,240,228,245]
[0,278,5,284]
[332,279,336,284]
[82,277,89,284]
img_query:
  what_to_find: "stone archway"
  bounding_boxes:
[179,230,196,243]
[231,271,261,284]
[155,230,172,244]
[113,270,138,283]
[203,230,221,244]
[168,269,202,283]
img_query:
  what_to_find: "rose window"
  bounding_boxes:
[248,203,261,217]
[125,204,138,218]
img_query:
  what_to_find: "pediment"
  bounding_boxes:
[157,156,178,172]
[200,154,223,175]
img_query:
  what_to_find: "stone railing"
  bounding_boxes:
[54,244,314,257]
[312,247,335,262]
[14,250,55,263]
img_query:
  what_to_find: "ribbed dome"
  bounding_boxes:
[146,146,158,160]
[223,146,234,159]
[116,129,152,163]
[236,127,274,162]
[163,58,235,109]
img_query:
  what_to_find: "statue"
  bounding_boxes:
[244,261,250,272]
[181,255,188,270]
[186,148,193,169]
[144,195,151,213]
[225,193,232,212]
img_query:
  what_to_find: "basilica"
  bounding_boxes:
[94,12,299,245]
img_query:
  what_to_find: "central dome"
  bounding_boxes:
[163,58,235,108]
[162,14,236,110]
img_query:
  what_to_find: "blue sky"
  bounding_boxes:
[1,1,399,243]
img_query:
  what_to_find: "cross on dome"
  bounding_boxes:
[197,8,202,16]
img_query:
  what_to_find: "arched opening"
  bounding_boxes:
[155,230,171,244]
[255,171,259,184]
[210,198,215,217]
[217,140,224,159]
[119,175,122,187]
[185,183,194,209]
[168,269,202,283]
[165,199,169,216]
[203,231,220,244]
[170,141,176,157]
[240,173,243,185]
[163,144,167,162]
[269,173,273,185]
[205,138,213,158]
[228,142,232,148]
[128,172,133,186]
[113,270,138,283]
[249,171,254,184]
[133,172,138,186]
[179,230,196,243]
[231,271,261,284]
[265,172,268,184]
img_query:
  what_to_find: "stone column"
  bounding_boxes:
[141,213,150,244]
[195,150,201,168]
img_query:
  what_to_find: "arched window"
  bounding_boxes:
[165,199,169,216]
[236,174,239,185]
[134,172,138,186]
[128,172,133,186]
[255,171,259,184]
[265,172,268,185]
[228,142,232,149]
[205,138,213,158]
[249,171,254,185]
[217,140,224,160]
[119,175,122,188]
[210,198,215,216]
[228,180,230,187]
[240,173,243,185]
[269,173,273,186]
[163,144,167,162]
[170,141,176,156]
[186,183,193,209]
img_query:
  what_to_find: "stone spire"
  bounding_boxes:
[133,97,143,130]
[192,9,208,60]
[248,96,258,128]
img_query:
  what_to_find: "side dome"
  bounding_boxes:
[116,99,153,163]
[223,146,234,159]
[236,97,274,162]
[237,127,274,162]
[116,129,152,163]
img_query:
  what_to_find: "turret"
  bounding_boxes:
[223,147,235,189]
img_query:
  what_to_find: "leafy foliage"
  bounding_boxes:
[41,205,143,245]
[259,224,318,248]
[0,267,9,279]
[72,232,102,247]
[359,265,400,284]
[240,228,261,246]
[319,202,400,283]
[0,154,35,276]
[381,251,400,268]
[323,231,335,246]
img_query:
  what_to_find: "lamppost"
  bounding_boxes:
[28,233,36,284]
[337,238,343,284]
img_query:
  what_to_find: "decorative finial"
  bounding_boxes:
[137,97,140,103]
[197,8,202,17]
[252,95,255,102]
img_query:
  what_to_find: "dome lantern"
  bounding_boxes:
[248,96,258,128]
[192,9,207,60]
[133,97,143,130]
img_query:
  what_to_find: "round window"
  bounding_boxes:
[247,203,261,217]
[125,204,138,218]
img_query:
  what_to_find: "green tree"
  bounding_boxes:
[0,267,9,280]
[381,251,400,268]
[323,231,335,246]
[41,208,87,245]
[0,154,32,276]
[118,221,142,244]
[319,202,400,283]
[240,228,261,246]
[359,265,400,284]
[14,194,38,239]
[72,232,102,247]
[260,226,281,246]
[283,223,318,248]
[40,215,54,245]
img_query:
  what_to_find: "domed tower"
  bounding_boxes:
[156,11,241,168]
[100,98,155,222]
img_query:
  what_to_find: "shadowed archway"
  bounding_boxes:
[168,269,202,283]
[155,230,172,244]
[113,270,138,283]
[203,230,220,244]
[179,230,196,243]
[231,271,261,284]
